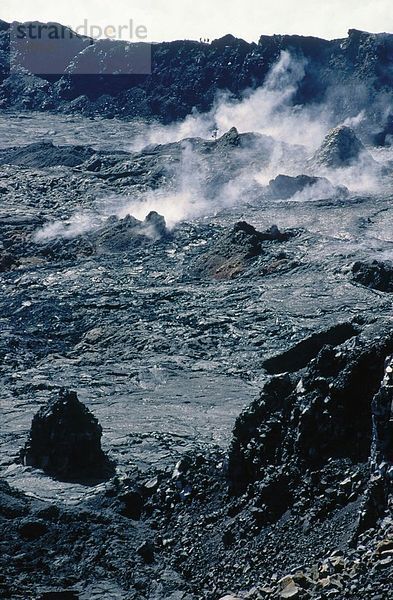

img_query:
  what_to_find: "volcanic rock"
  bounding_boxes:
[0,250,19,272]
[0,480,28,518]
[119,488,144,520]
[374,113,393,146]
[0,72,53,110]
[312,126,372,168]
[191,221,293,280]
[0,27,393,127]
[354,354,393,535]
[95,211,169,253]
[216,126,241,147]
[228,320,393,496]
[0,141,95,168]
[371,354,393,477]
[64,39,151,77]
[33,211,169,263]
[18,518,48,540]
[39,594,79,600]
[20,388,113,481]
[266,174,349,200]
[137,540,155,564]
[262,322,359,374]
[352,260,393,292]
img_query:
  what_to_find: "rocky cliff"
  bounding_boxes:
[1,24,393,133]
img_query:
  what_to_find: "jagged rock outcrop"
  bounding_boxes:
[1,25,393,126]
[311,126,373,169]
[216,126,241,147]
[95,211,169,253]
[371,355,393,474]
[33,211,169,262]
[228,320,393,518]
[20,388,113,481]
[356,355,393,534]
[262,322,359,374]
[265,173,349,200]
[190,222,294,280]
[352,259,393,293]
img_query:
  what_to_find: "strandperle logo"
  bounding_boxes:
[10,20,151,76]
[14,20,148,41]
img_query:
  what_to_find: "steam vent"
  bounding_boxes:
[312,125,372,168]
[21,388,113,481]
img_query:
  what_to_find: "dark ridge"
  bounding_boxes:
[262,322,359,374]
[1,27,393,127]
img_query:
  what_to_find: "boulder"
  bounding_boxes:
[20,388,113,481]
[191,221,293,280]
[352,260,393,292]
[266,174,349,200]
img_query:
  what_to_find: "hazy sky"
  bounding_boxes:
[2,0,393,42]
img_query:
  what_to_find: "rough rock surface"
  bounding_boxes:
[1,25,393,130]
[20,388,113,481]
[190,221,295,280]
[0,141,95,168]
[352,259,393,293]
[0,323,393,598]
[95,211,169,253]
[262,322,359,374]
[311,126,373,169]
[228,320,393,495]
[0,108,393,599]
[265,174,349,200]
[0,250,19,271]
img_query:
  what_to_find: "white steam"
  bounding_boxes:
[34,211,106,242]
[116,142,210,228]
[131,51,332,152]
[33,50,393,243]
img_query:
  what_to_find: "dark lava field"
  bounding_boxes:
[0,25,393,600]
